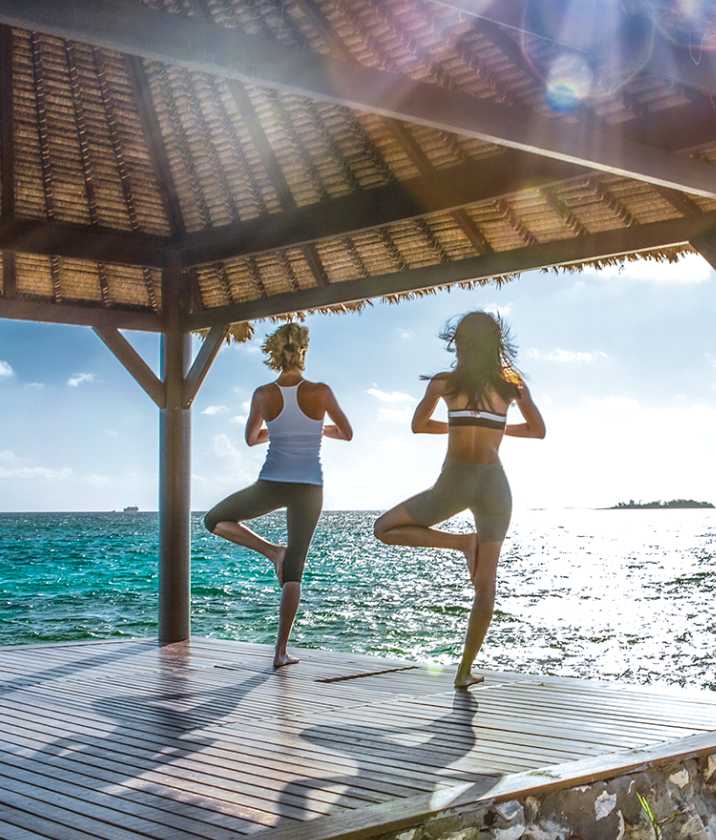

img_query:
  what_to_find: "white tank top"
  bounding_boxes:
[258,384,324,486]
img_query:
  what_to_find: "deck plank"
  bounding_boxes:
[0,638,714,839]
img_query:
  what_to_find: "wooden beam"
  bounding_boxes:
[0,216,168,268]
[187,212,716,329]
[0,297,162,331]
[180,153,583,267]
[690,231,716,270]
[93,326,165,407]
[4,1,716,199]
[183,324,228,408]
[0,25,16,298]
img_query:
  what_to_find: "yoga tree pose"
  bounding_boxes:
[205,323,353,668]
[374,312,545,689]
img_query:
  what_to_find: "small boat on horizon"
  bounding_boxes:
[123,506,139,513]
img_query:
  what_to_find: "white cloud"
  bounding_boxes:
[0,450,71,481]
[230,414,248,426]
[24,382,44,390]
[484,302,513,318]
[706,353,716,370]
[366,387,417,404]
[241,400,251,412]
[202,404,228,416]
[397,328,414,340]
[589,253,712,286]
[0,360,14,378]
[67,372,96,388]
[526,347,608,364]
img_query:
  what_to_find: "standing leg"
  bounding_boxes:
[274,485,323,668]
[204,483,286,581]
[454,541,502,689]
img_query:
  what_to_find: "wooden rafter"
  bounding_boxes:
[0,25,16,299]
[94,49,158,310]
[180,153,581,267]
[0,217,167,268]
[65,40,112,307]
[183,323,229,407]
[4,0,716,198]
[94,325,166,406]
[0,296,162,331]
[187,211,716,329]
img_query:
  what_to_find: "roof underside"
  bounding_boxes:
[0,0,715,331]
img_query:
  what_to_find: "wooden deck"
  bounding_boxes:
[0,638,715,840]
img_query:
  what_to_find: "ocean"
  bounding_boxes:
[1,509,714,691]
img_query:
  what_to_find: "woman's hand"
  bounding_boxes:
[323,424,349,440]
[244,390,269,446]
[411,378,448,434]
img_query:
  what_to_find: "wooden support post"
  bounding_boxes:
[0,25,16,298]
[159,258,192,643]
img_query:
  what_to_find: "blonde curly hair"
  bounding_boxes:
[261,323,310,372]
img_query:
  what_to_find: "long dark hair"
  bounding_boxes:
[429,311,522,409]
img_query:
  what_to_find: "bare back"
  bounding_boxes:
[440,380,512,464]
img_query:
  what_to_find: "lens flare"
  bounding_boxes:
[545,53,594,112]
[650,0,716,51]
[520,0,655,109]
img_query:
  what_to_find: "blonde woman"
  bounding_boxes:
[205,323,353,668]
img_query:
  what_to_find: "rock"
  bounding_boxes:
[494,801,523,823]
[492,826,525,840]
[677,814,707,839]
[669,768,690,789]
[595,790,618,820]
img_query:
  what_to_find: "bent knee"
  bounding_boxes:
[204,512,221,534]
[373,516,389,542]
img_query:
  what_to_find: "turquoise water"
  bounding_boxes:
[1,510,714,690]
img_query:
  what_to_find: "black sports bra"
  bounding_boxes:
[447,407,507,430]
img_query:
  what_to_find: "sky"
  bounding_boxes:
[1,253,715,512]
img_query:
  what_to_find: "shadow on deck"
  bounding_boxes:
[0,638,715,839]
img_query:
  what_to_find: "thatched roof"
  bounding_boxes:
[0,0,715,333]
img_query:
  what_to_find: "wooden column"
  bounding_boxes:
[159,257,192,643]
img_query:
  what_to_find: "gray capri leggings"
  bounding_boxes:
[404,459,512,542]
[204,480,323,583]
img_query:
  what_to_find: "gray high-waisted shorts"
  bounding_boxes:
[405,459,512,542]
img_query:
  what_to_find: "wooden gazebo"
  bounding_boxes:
[2,0,716,645]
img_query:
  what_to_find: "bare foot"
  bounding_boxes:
[462,533,479,584]
[454,672,485,690]
[270,547,286,584]
[273,653,300,669]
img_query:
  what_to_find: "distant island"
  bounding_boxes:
[608,499,714,510]
[123,506,139,513]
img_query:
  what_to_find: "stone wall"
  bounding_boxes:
[385,753,716,840]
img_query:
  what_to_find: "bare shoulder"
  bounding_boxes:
[301,379,330,394]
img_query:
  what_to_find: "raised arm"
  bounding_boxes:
[505,382,546,439]
[411,377,448,434]
[244,389,269,446]
[322,385,353,441]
